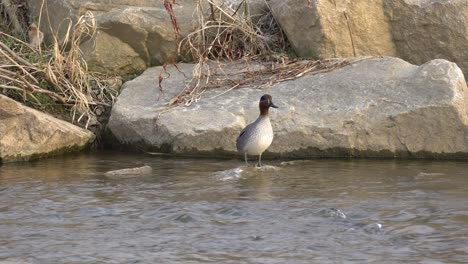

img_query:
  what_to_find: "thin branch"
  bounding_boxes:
[0,41,34,67]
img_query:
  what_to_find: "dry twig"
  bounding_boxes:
[161,0,347,107]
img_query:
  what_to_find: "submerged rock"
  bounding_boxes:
[319,208,347,219]
[107,57,468,159]
[104,165,152,178]
[0,95,94,163]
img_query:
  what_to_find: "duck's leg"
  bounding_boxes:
[257,154,262,167]
[244,152,249,166]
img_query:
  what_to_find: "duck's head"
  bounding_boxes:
[259,94,278,115]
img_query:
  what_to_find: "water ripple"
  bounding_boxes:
[1,154,467,263]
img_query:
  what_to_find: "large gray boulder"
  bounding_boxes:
[107,57,468,158]
[0,95,95,163]
[268,0,468,76]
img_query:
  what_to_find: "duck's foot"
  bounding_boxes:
[244,153,250,166]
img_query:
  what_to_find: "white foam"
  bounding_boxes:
[253,165,280,171]
[210,167,244,181]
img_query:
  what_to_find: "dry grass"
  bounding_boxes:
[162,0,287,107]
[162,0,350,107]
[0,10,116,129]
[212,59,351,90]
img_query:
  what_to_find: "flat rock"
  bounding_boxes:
[107,57,468,159]
[0,95,95,163]
[104,165,152,178]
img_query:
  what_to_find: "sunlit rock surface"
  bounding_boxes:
[0,95,94,163]
[268,0,397,59]
[268,0,468,76]
[108,57,468,158]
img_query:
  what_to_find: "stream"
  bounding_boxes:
[1,152,468,263]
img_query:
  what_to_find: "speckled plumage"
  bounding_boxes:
[236,94,278,166]
[236,115,274,155]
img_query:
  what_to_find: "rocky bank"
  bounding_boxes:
[26,0,468,77]
[2,0,467,162]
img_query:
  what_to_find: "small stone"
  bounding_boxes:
[104,165,152,178]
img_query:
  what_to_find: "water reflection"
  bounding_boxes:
[0,153,468,263]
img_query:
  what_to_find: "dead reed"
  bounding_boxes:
[0,10,116,129]
[163,0,350,107]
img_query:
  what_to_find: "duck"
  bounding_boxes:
[236,94,278,167]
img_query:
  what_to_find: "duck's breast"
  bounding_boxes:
[237,116,273,155]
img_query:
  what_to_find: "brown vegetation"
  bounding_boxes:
[1,0,351,127]
[0,1,115,130]
[162,0,350,108]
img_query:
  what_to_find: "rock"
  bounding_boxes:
[385,0,468,77]
[268,0,397,59]
[0,95,95,163]
[80,30,147,75]
[220,0,268,21]
[26,0,268,76]
[319,208,347,219]
[107,57,468,159]
[25,0,79,43]
[0,258,33,264]
[104,165,152,178]
[268,0,468,76]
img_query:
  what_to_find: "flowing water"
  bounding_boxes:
[1,152,468,264]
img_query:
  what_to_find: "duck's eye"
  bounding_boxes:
[260,95,267,101]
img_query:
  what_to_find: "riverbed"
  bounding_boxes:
[1,152,467,263]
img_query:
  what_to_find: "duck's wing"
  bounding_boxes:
[236,126,247,144]
[237,121,254,143]
[236,122,254,150]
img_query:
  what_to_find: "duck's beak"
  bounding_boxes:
[270,102,278,108]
